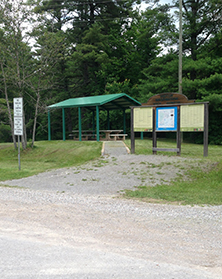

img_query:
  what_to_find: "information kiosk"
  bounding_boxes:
[131,93,209,157]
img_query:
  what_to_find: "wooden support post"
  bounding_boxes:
[204,103,209,157]
[177,105,181,156]
[153,107,157,155]
[131,108,135,154]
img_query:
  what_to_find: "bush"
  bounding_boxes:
[0,124,11,142]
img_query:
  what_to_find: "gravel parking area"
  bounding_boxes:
[0,153,200,196]
[0,148,222,278]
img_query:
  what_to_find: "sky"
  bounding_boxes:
[139,0,174,10]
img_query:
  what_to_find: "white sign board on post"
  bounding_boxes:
[13,98,23,135]
[13,98,23,116]
[14,116,23,135]
[13,98,23,170]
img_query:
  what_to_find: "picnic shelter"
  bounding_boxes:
[47,93,141,141]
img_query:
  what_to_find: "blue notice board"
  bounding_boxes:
[156,107,177,131]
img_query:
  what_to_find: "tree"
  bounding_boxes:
[67,23,109,97]
[138,52,179,101]
[0,0,65,147]
[27,31,66,147]
[173,0,222,98]
[180,0,222,61]
[0,98,12,143]
[0,0,32,149]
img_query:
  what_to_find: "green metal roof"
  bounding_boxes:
[48,93,141,110]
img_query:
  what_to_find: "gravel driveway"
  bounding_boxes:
[0,149,222,278]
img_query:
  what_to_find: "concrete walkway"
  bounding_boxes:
[102,141,130,156]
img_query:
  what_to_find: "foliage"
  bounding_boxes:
[179,0,222,61]
[0,124,11,142]
[0,0,222,145]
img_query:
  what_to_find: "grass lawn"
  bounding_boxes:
[124,138,222,206]
[0,140,102,181]
[0,138,222,206]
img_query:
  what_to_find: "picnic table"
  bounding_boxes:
[69,130,127,141]
[99,130,123,140]
[70,130,95,140]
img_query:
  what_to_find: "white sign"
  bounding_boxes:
[14,116,23,135]
[14,98,23,135]
[14,98,23,116]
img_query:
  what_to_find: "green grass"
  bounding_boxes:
[125,138,222,160]
[1,138,222,206]
[124,164,222,206]
[0,140,102,181]
[124,139,222,205]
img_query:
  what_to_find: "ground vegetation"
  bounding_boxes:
[0,0,222,145]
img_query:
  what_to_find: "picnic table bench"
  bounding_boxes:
[109,134,128,141]
[99,130,124,140]
[69,132,96,140]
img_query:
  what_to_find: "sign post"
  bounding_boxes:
[13,98,23,170]
[131,93,209,157]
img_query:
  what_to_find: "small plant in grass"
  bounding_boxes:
[148,163,158,168]
[156,171,164,175]
[0,184,24,189]
[156,162,165,168]
[93,159,109,168]
[123,163,222,206]
[91,178,100,182]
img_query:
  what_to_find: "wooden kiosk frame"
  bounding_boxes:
[130,93,209,157]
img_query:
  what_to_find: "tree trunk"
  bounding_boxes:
[22,111,27,150]
[15,48,27,150]
[0,62,17,149]
[31,92,40,148]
